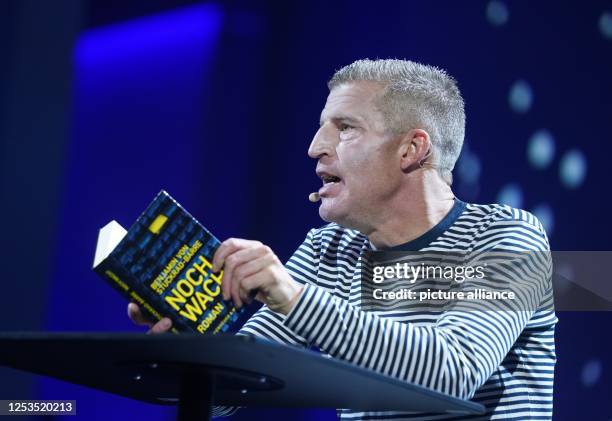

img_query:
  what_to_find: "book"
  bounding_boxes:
[93,190,247,334]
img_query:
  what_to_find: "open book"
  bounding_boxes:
[93,190,246,334]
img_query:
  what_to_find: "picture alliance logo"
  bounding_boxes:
[372,263,487,284]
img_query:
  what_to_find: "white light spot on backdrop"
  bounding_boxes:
[486,1,509,26]
[497,183,523,208]
[508,80,533,113]
[559,149,587,189]
[457,147,481,184]
[599,12,612,39]
[581,359,602,387]
[456,144,481,200]
[531,203,554,235]
[527,129,556,169]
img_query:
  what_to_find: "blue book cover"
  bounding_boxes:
[93,190,247,334]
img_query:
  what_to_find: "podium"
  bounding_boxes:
[0,333,484,420]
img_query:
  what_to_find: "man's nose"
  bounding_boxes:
[308,126,335,159]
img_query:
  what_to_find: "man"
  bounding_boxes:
[129,59,557,420]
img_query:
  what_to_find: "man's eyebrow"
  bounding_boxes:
[319,114,363,126]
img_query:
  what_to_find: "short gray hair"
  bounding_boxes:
[328,59,465,185]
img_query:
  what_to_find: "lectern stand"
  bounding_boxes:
[0,333,484,420]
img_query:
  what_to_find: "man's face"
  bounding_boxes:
[308,81,403,232]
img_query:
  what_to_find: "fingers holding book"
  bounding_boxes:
[212,238,304,316]
[127,302,172,334]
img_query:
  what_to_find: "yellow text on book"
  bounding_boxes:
[164,255,224,322]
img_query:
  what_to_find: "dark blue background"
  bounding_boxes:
[0,0,610,419]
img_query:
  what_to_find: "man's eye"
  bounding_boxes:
[339,123,353,132]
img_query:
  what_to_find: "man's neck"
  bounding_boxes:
[366,171,456,249]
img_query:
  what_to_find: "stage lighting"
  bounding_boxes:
[486,0,509,26]
[497,183,523,208]
[527,129,556,169]
[508,80,533,114]
[532,203,555,235]
[581,359,602,387]
[457,147,481,184]
[599,12,612,39]
[559,149,587,189]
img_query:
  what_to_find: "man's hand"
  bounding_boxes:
[212,238,304,315]
[127,238,301,331]
[127,302,172,334]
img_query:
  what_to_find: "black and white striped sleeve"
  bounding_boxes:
[282,217,552,400]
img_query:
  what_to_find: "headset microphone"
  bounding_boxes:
[308,192,320,202]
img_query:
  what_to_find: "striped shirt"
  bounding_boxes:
[218,199,557,420]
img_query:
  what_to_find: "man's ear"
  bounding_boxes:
[399,129,431,171]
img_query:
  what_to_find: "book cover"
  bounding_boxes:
[93,190,247,334]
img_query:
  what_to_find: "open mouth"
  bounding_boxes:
[321,174,342,184]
